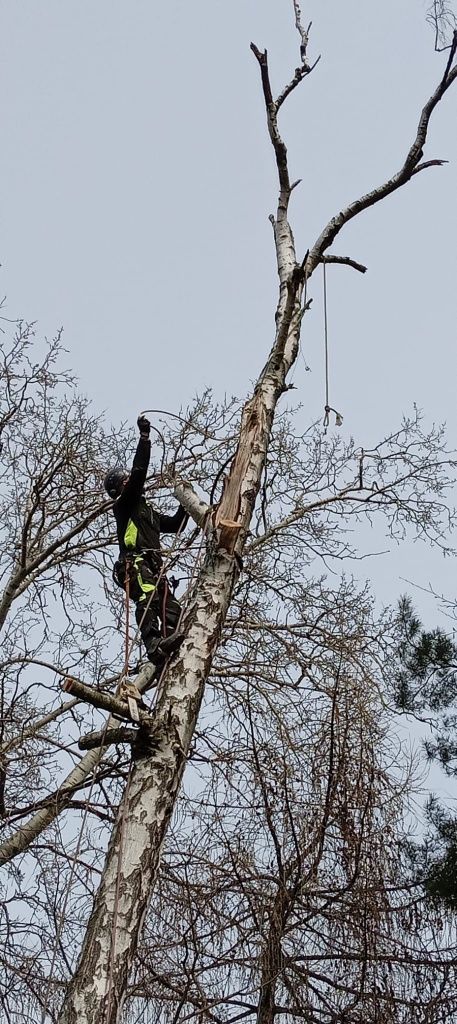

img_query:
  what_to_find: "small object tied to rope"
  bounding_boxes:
[323,405,344,430]
[322,261,343,433]
[118,680,145,723]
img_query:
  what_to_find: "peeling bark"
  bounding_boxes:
[0,664,156,866]
[59,280,304,1024]
[57,25,457,1024]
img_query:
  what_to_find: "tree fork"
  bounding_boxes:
[57,18,457,1024]
[58,287,305,1024]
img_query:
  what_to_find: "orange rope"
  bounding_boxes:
[124,562,130,677]
[105,554,134,1021]
[105,767,132,1024]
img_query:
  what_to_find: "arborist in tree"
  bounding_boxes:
[104,415,188,668]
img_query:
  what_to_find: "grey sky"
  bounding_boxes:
[1,0,456,622]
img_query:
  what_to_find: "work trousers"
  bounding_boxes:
[124,555,181,663]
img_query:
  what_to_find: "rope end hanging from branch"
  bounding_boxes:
[323,405,344,431]
[322,262,344,433]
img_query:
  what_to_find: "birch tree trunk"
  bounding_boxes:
[58,97,304,1021]
[57,20,457,1024]
[0,664,156,867]
[58,227,304,1024]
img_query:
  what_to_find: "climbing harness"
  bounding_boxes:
[103,504,208,1021]
[322,261,343,432]
[43,408,211,1023]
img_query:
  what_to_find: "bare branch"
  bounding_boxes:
[427,3,457,50]
[411,157,449,174]
[62,677,155,727]
[0,663,156,865]
[321,255,367,274]
[173,479,211,529]
[276,56,321,113]
[0,697,80,755]
[79,727,138,751]
[292,0,311,63]
[250,45,290,194]
[307,37,457,273]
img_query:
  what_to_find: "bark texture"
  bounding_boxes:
[57,27,457,1024]
[0,664,156,866]
[59,274,304,1024]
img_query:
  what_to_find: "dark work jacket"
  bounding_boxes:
[113,435,188,571]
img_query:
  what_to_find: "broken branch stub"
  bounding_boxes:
[62,678,155,728]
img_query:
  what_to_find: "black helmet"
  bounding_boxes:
[104,467,128,499]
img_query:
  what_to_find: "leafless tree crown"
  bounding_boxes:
[1,5,457,1024]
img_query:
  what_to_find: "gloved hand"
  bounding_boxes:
[137,415,151,436]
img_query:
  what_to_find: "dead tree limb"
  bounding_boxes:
[306,34,457,275]
[321,255,367,274]
[0,663,156,866]
[79,728,138,751]
[61,678,154,726]
[57,24,457,1024]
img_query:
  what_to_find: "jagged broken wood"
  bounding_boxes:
[0,662,157,867]
[57,22,457,1024]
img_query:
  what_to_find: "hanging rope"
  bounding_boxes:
[103,494,209,1022]
[322,261,343,432]
[124,567,130,676]
[104,764,132,1024]
[42,411,211,1023]
[121,515,189,672]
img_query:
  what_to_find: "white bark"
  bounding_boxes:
[58,29,457,1024]
[0,664,156,866]
[0,743,110,867]
[173,479,210,528]
[59,263,304,1021]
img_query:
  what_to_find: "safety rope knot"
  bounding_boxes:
[323,404,344,431]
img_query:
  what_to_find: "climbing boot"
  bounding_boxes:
[158,630,185,658]
[146,631,185,666]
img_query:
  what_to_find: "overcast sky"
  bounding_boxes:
[1,1,456,633]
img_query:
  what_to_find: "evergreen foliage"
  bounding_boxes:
[394,598,457,909]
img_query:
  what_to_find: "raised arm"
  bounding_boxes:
[117,417,151,509]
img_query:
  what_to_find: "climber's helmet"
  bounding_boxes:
[104,467,129,499]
